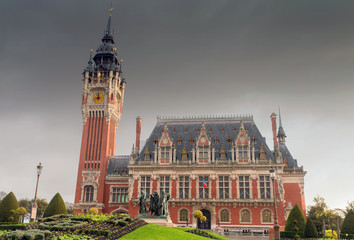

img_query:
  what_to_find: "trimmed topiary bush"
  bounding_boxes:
[0,192,19,223]
[88,207,98,215]
[304,217,318,238]
[43,193,67,218]
[342,210,354,234]
[285,204,306,233]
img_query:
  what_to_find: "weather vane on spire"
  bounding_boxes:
[109,2,114,16]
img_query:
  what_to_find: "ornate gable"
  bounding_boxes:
[197,122,210,146]
[236,121,250,145]
[159,123,172,147]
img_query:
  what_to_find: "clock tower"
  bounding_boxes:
[74,12,126,213]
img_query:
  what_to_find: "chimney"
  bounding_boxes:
[136,116,142,150]
[270,113,278,149]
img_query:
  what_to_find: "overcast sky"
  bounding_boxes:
[0,0,353,211]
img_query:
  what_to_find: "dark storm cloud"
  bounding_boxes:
[0,0,353,209]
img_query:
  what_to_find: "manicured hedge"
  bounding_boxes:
[43,193,67,218]
[2,229,52,240]
[280,231,304,238]
[284,204,306,233]
[0,224,28,231]
[38,220,86,231]
[0,192,19,223]
[304,217,318,238]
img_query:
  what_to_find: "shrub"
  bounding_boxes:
[88,207,98,215]
[0,192,19,223]
[38,220,86,231]
[284,204,306,233]
[43,193,67,218]
[2,229,52,240]
[325,229,338,239]
[193,210,203,219]
[118,220,127,226]
[304,217,318,238]
[342,210,354,234]
[200,216,207,222]
[0,223,28,231]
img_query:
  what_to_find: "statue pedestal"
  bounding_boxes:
[138,214,175,227]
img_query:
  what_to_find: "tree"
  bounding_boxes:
[15,207,27,223]
[43,193,67,218]
[0,191,6,201]
[345,201,354,214]
[341,210,354,234]
[0,192,19,222]
[19,198,48,219]
[285,204,306,233]
[304,217,318,238]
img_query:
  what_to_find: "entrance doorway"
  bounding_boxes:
[197,209,211,229]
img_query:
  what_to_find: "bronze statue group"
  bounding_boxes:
[138,190,170,217]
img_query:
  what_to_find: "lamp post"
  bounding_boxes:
[270,167,280,240]
[30,163,43,222]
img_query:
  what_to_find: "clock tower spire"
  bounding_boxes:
[74,10,126,213]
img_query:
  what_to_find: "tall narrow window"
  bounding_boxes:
[238,146,248,159]
[179,176,189,198]
[227,136,232,144]
[262,209,272,223]
[239,176,250,199]
[177,136,182,145]
[220,209,230,223]
[240,209,251,223]
[214,136,219,144]
[199,146,208,159]
[141,176,151,196]
[199,176,209,198]
[219,176,229,199]
[112,188,128,203]
[160,176,170,194]
[260,146,266,160]
[160,147,170,160]
[180,209,188,221]
[85,186,94,202]
[259,176,271,199]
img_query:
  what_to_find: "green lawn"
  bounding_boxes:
[119,224,229,240]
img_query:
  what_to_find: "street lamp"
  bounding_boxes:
[30,163,43,222]
[270,167,280,240]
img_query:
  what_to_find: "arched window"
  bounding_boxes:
[180,209,188,221]
[240,209,251,223]
[220,209,230,223]
[85,186,94,202]
[262,209,272,223]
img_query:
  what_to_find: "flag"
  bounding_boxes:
[202,177,207,189]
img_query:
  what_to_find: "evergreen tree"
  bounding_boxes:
[0,192,19,222]
[43,193,67,218]
[285,204,306,233]
[304,217,318,238]
[341,210,354,234]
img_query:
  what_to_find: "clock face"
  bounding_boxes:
[92,93,104,104]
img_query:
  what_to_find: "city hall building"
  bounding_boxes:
[73,13,306,233]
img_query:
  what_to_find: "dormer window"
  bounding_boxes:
[122,167,126,175]
[238,146,248,159]
[185,128,188,133]
[260,145,266,160]
[227,136,232,144]
[199,146,208,159]
[114,167,118,175]
[189,136,194,145]
[209,127,212,132]
[221,127,224,132]
[177,136,182,145]
[173,128,176,133]
[220,146,226,160]
[153,137,157,145]
[233,127,237,132]
[215,136,219,144]
[144,147,151,161]
[181,146,188,161]
[197,128,200,132]
[252,134,257,144]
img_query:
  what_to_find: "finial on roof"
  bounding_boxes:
[86,49,94,71]
[277,107,287,142]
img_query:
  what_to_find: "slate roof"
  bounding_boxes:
[136,115,275,163]
[107,155,130,176]
[279,143,297,167]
